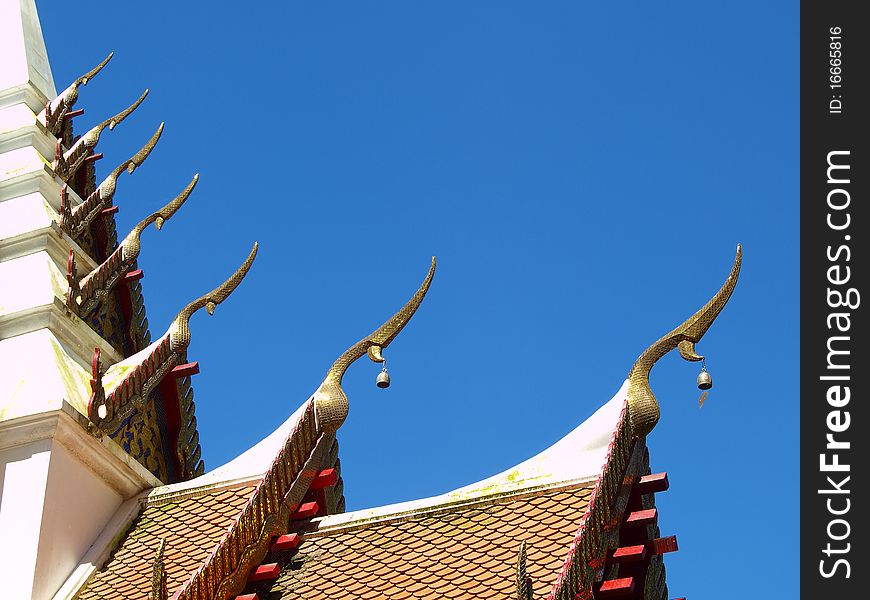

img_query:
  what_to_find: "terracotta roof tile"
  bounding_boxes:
[78,484,256,600]
[256,484,593,600]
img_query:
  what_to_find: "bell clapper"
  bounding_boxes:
[376,359,391,389]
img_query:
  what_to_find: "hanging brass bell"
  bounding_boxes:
[697,367,712,390]
[376,367,391,388]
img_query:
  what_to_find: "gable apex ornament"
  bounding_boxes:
[626,244,742,437]
[43,52,113,135]
[315,256,436,433]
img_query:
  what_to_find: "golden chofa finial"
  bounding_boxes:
[44,52,114,135]
[54,89,149,181]
[626,244,742,437]
[97,122,164,197]
[168,243,259,352]
[314,257,436,433]
[59,124,163,238]
[69,175,198,317]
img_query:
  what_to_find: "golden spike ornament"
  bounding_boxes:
[626,244,742,437]
[43,52,113,135]
[314,257,436,433]
[168,243,259,352]
[149,538,168,600]
[59,123,163,238]
[68,175,198,317]
[515,541,532,600]
[53,89,149,181]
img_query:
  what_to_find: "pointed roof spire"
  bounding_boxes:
[0,0,57,108]
[516,541,532,600]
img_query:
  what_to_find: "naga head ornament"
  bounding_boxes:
[120,174,198,260]
[60,124,165,238]
[168,243,259,352]
[314,257,436,433]
[626,244,742,437]
[44,52,113,134]
[55,89,149,180]
[99,122,164,198]
[68,175,199,317]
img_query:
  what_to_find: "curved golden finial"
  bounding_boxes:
[55,89,149,180]
[122,173,197,255]
[44,52,113,134]
[168,243,259,352]
[70,175,198,317]
[626,244,742,437]
[98,122,164,197]
[61,124,163,238]
[314,257,436,433]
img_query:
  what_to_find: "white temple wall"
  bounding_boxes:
[0,439,52,600]
[31,441,124,600]
[0,407,161,600]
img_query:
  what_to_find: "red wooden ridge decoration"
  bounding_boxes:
[272,533,300,551]
[609,536,678,564]
[123,269,144,283]
[100,205,119,216]
[310,468,337,490]
[624,508,657,527]
[83,152,103,164]
[634,472,669,495]
[63,108,85,121]
[610,545,646,564]
[233,595,258,600]
[651,536,678,555]
[291,501,319,520]
[170,362,200,378]
[594,577,635,599]
[583,473,676,600]
[247,563,280,583]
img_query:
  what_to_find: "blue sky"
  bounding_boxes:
[42,2,798,597]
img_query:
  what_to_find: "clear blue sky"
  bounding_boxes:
[42,2,798,598]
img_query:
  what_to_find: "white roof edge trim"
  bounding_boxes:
[318,380,629,530]
[145,379,627,518]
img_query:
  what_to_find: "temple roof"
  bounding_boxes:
[71,382,627,600]
[45,238,741,600]
[271,483,594,600]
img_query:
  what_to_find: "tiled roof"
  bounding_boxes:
[256,483,594,600]
[78,484,256,600]
[72,389,626,600]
